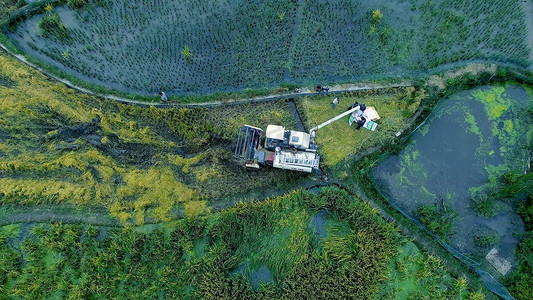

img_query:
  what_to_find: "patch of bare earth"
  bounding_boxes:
[427,63,498,90]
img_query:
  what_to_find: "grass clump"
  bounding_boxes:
[474,234,500,247]
[471,193,495,218]
[38,9,70,42]
[414,203,456,240]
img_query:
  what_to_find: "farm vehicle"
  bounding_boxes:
[234,103,379,173]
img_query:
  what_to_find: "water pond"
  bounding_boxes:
[373,83,533,273]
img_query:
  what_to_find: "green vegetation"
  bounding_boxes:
[0,0,24,21]
[335,68,533,300]
[181,46,192,63]
[415,204,457,240]
[467,84,533,219]
[0,188,483,298]
[375,242,484,299]
[38,6,70,42]
[499,171,533,300]
[5,0,531,98]
[0,51,303,224]
[298,87,424,165]
[471,193,495,218]
[0,1,531,297]
[474,234,500,247]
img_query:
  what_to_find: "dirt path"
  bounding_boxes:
[522,0,533,64]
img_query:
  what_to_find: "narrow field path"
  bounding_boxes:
[0,207,121,227]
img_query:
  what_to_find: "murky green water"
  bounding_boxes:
[373,83,533,265]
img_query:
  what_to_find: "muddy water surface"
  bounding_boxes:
[373,84,532,270]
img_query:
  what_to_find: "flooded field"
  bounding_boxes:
[373,83,533,274]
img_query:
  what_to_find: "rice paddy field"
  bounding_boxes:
[6,0,532,96]
[0,187,486,299]
[0,38,497,298]
[0,50,308,225]
[2,0,533,299]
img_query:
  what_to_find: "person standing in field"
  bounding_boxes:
[159,91,169,104]
[331,97,339,109]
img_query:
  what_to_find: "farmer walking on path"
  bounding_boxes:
[159,91,169,104]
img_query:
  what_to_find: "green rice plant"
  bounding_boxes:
[7,0,530,98]
[0,188,483,299]
[181,45,192,63]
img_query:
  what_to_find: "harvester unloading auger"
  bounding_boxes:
[234,103,380,173]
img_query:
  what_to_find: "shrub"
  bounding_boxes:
[38,13,70,42]
[415,203,456,239]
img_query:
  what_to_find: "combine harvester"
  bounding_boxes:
[234,103,380,173]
